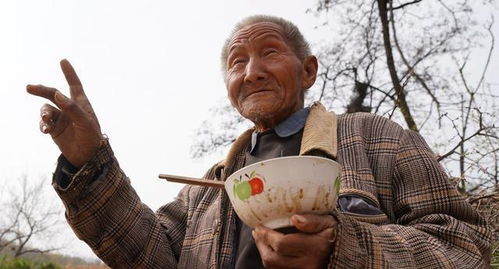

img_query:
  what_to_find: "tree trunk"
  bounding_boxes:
[377,0,418,131]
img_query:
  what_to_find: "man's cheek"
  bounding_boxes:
[226,84,240,105]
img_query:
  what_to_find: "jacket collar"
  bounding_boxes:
[249,107,310,154]
[274,107,310,137]
[219,102,337,176]
[300,101,338,159]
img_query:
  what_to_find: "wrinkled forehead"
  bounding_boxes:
[228,22,287,49]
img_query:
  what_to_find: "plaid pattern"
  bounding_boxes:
[53,103,491,268]
[329,111,491,268]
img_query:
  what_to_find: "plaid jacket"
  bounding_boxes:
[53,103,491,268]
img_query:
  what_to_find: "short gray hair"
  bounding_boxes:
[221,15,312,72]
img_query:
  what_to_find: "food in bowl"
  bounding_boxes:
[225,156,341,229]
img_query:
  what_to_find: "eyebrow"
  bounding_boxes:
[228,44,242,55]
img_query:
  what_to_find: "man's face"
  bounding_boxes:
[224,22,315,130]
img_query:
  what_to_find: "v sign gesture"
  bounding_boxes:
[27,59,103,168]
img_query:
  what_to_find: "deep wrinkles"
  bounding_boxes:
[229,24,287,52]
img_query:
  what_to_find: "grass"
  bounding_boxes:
[0,256,61,269]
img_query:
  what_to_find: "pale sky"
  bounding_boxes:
[0,0,330,260]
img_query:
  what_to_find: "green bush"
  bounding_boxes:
[0,256,61,269]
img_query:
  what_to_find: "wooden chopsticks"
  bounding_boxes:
[158,174,225,189]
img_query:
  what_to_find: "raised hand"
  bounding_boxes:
[27,59,103,168]
[252,214,337,269]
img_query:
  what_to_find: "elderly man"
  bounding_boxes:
[27,15,490,268]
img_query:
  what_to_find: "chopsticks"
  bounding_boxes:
[158,174,225,189]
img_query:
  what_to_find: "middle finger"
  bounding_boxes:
[254,226,301,256]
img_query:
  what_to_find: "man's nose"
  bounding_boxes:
[244,57,268,83]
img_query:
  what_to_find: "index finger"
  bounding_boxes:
[26,84,57,103]
[253,226,291,254]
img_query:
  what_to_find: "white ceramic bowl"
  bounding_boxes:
[225,156,341,229]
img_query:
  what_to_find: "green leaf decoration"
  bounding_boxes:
[334,175,341,195]
[250,171,256,178]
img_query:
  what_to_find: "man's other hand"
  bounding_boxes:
[253,214,338,269]
[27,59,103,168]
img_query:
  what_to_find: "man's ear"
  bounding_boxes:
[301,55,318,90]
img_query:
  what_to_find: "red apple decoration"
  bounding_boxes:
[249,177,264,195]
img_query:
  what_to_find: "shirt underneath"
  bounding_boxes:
[234,108,308,269]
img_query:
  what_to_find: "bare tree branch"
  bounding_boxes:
[390,5,442,117]
[0,176,66,258]
[378,0,418,131]
[391,0,423,10]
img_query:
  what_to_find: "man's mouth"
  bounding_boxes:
[245,89,272,98]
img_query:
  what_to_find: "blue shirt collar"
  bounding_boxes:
[250,107,310,153]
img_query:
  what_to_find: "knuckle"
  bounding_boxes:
[261,231,270,243]
[40,112,48,121]
[41,113,51,123]
[273,238,285,253]
[260,253,271,266]
[40,104,50,113]
[65,100,77,110]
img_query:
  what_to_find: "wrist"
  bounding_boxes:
[65,134,106,168]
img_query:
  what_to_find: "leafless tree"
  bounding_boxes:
[0,176,65,257]
[191,1,498,194]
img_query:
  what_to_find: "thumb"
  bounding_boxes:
[291,214,337,234]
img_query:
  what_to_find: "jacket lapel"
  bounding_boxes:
[300,102,338,159]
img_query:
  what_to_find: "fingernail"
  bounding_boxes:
[251,230,256,238]
[41,112,48,122]
[294,215,306,223]
[54,91,66,103]
[42,125,48,133]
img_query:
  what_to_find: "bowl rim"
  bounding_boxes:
[225,155,341,183]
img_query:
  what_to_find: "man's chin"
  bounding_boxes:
[241,109,289,131]
[240,109,275,124]
[245,113,274,124]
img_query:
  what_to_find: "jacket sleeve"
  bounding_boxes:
[328,130,492,268]
[52,139,191,268]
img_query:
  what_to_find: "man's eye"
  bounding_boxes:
[263,49,278,56]
[231,58,246,67]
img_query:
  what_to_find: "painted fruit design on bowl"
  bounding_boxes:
[334,175,341,195]
[233,171,265,201]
